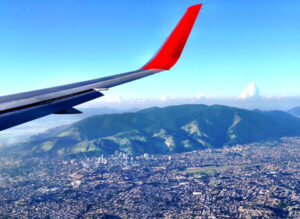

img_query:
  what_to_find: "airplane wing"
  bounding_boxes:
[0,4,202,131]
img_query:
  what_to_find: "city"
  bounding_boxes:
[0,137,299,218]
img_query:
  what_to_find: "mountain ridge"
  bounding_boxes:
[6,104,300,157]
[288,106,300,117]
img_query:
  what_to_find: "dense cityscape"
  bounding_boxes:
[0,137,299,218]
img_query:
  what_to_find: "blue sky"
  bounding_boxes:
[1,0,300,99]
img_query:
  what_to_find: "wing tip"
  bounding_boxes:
[141,3,202,71]
[187,4,203,11]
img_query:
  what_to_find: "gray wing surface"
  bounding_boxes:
[0,4,202,131]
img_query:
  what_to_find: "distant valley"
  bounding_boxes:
[0,107,124,148]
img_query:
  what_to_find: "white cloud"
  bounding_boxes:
[106,95,123,103]
[238,82,260,99]
[196,93,206,99]
[79,93,299,112]
[160,95,171,102]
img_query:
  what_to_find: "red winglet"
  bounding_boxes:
[142,4,202,70]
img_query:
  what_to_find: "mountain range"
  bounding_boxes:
[288,106,300,117]
[5,104,300,157]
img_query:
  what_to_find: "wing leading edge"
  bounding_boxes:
[0,4,202,131]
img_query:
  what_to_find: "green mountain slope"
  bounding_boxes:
[13,104,300,157]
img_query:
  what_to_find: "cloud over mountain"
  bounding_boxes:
[238,82,260,99]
